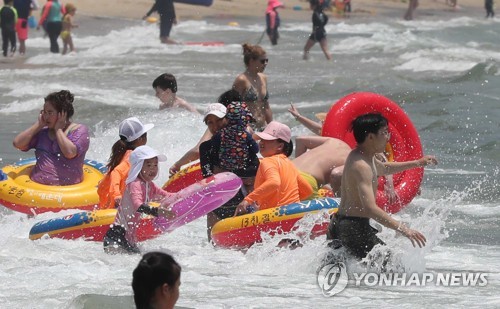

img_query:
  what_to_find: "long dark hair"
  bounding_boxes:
[106,133,145,172]
[132,252,181,309]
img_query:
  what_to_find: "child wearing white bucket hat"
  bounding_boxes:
[103,145,175,254]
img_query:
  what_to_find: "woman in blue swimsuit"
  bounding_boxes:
[232,43,273,130]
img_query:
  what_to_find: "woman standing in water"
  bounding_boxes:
[232,43,273,130]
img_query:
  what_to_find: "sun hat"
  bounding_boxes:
[203,103,227,122]
[267,0,284,13]
[119,117,154,143]
[315,112,327,122]
[253,121,291,143]
[126,145,167,184]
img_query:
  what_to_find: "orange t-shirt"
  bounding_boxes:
[97,150,132,209]
[244,154,313,210]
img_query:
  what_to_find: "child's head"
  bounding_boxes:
[153,73,177,92]
[127,146,167,184]
[119,117,154,145]
[217,89,242,107]
[132,252,181,309]
[65,3,76,14]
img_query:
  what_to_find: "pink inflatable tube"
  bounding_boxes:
[154,172,242,232]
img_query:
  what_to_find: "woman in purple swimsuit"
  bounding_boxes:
[13,90,90,186]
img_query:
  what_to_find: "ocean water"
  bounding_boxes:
[0,14,499,308]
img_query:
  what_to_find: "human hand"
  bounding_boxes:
[54,111,68,131]
[399,224,426,248]
[159,205,176,220]
[36,112,46,129]
[419,155,438,167]
[142,15,148,20]
[234,200,250,217]
[169,163,180,176]
[288,103,300,119]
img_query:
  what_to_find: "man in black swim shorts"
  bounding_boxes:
[327,113,436,260]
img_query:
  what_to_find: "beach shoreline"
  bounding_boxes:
[73,0,485,22]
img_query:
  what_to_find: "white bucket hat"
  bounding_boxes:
[126,145,167,184]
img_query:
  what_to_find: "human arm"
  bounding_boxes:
[143,1,158,19]
[53,113,81,159]
[234,160,280,215]
[37,1,51,28]
[262,75,273,124]
[354,161,426,248]
[294,135,330,157]
[178,98,200,114]
[232,75,247,97]
[12,113,45,151]
[288,104,322,136]
[375,155,438,177]
[169,127,213,175]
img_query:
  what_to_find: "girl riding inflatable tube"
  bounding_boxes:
[322,92,424,213]
[29,172,242,241]
[0,158,107,215]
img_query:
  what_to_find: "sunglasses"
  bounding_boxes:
[259,58,269,64]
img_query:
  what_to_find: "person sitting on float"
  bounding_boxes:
[13,90,90,186]
[233,121,313,216]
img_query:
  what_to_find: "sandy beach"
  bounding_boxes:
[74,0,485,21]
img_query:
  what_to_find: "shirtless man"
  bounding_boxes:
[328,113,437,260]
[152,73,199,113]
[292,136,351,196]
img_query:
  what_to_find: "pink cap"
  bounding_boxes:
[267,0,284,13]
[254,121,291,143]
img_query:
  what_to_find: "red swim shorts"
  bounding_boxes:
[16,18,29,40]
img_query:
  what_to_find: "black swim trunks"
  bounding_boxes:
[327,214,385,260]
[103,225,140,254]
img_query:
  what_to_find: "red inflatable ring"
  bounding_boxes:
[322,92,424,213]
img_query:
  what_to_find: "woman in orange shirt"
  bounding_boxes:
[234,121,313,215]
[97,117,154,209]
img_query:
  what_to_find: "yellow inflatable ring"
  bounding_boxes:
[0,158,106,215]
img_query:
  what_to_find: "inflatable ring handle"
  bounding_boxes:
[322,92,424,213]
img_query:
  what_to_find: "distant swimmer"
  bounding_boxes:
[152,73,199,113]
[327,113,437,260]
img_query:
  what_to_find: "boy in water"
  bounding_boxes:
[0,0,18,57]
[152,73,199,113]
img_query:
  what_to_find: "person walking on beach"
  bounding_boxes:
[60,3,77,55]
[37,0,63,53]
[13,0,33,55]
[265,0,283,45]
[403,0,418,20]
[303,0,332,60]
[143,0,177,44]
[485,0,494,18]
[327,113,437,260]
[1,0,18,57]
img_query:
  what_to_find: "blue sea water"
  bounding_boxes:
[0,14,498,308]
